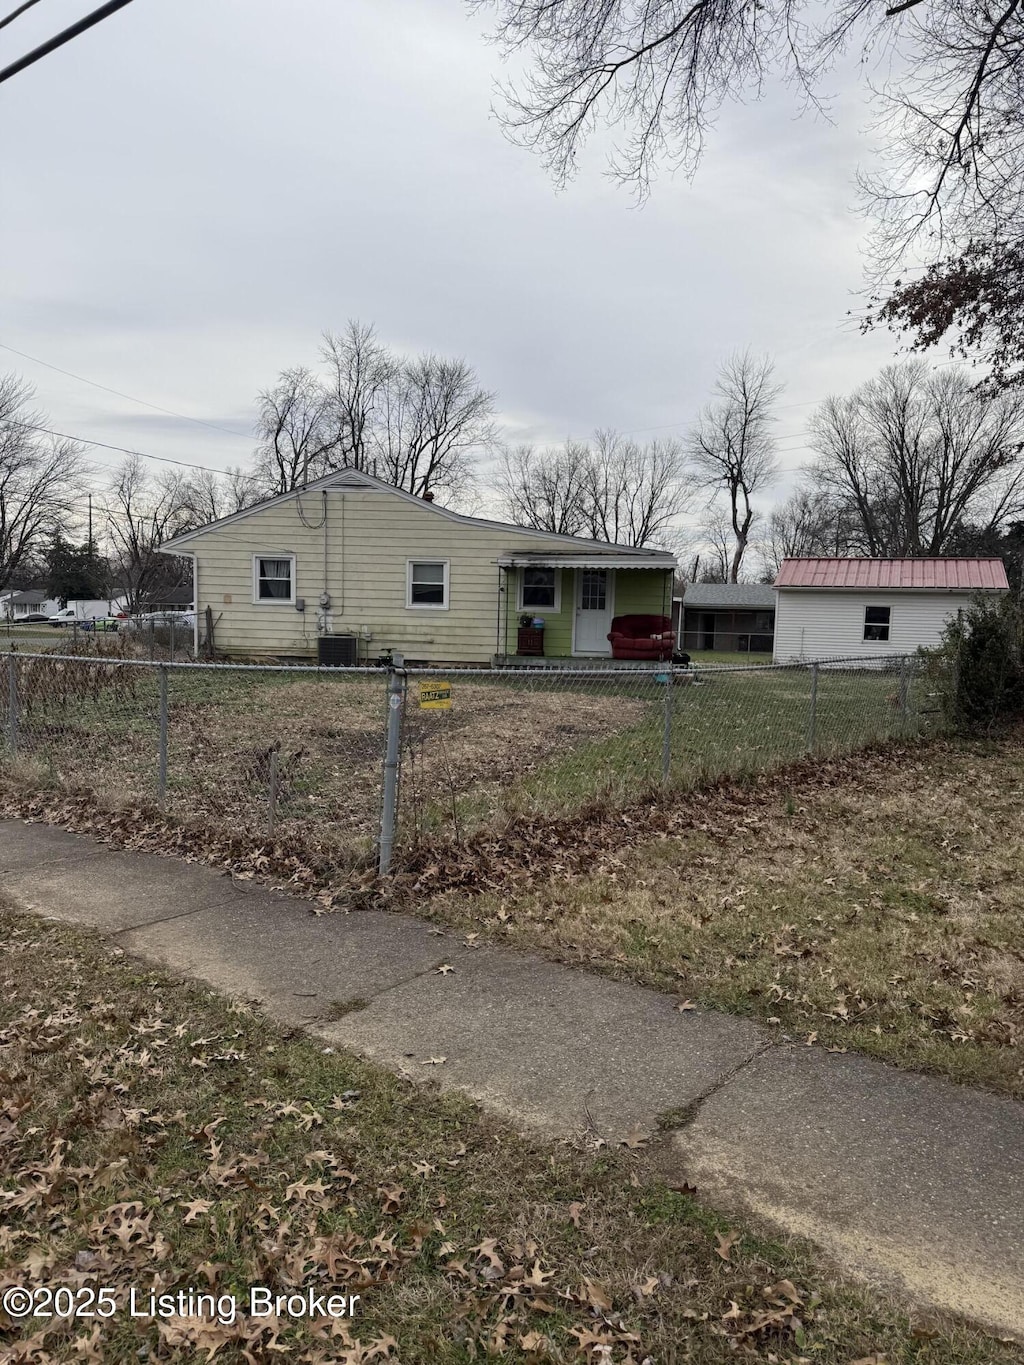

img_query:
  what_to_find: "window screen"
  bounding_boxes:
[255,556,293,601]
[864,605,891,641]
[522,568,557,608]
[410,562,447,606]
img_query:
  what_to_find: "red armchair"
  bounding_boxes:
[607,614,676,661]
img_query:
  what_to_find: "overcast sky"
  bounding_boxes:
[2,0,912,533]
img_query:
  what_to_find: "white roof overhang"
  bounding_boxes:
[497,555,675,570]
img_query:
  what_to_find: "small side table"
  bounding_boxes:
[517,627,544,656]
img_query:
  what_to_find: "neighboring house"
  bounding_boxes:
[0,589,61,620]
[773,557,1009,661]
[674,583,776,654]
[159,469,677,664]
[139,586,195,613]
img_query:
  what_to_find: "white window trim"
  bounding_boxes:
[406,558,450,611]
[252,552,296,606]
[517,566,562,613]
[863,603,892,643]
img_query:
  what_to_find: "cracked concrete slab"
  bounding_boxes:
[669,1044,1024,1340]
[1,833,244,932]
[117,898,448,1027]
[317,945,768,1142]
[0,820,110,874]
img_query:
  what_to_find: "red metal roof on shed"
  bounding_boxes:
[775,558,1009,590]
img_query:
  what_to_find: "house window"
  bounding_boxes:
[864,605,891,641]
[408,560,449,609]
[253,554,295,603]
[519,567,560,611]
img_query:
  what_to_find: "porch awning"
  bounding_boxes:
[497,554,675,570]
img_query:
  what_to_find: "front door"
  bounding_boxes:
[574,568,614,655]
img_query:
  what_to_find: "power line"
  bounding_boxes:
[12,419,262,482]
[0,0,46,34]
[0,341,254,441]
[0,0,137,87]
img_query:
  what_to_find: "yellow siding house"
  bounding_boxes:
[161,470,677,665]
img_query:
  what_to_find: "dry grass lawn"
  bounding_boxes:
[3,662,650,861]
[1,904,1019,1365]
[419,729,1024,1098]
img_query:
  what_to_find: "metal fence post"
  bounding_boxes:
[268,747,278,837]
[378,669,405,876]
[661,667,673,786]
[806,661,819,753]
[897,656,911,730]
[157,664,168,809]
[6,652,18,757]
[169,616,175,659]
[149,619,155,662]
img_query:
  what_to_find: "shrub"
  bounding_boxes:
[932,594,1024,732]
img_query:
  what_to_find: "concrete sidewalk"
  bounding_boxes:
[2,819,1022,1341]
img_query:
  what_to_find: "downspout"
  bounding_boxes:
[188,552,199,657]
[495,564,504,661]
[505,567,512,659]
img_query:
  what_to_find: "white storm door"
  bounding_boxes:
[574,568,614,655]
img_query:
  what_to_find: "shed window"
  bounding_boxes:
[408,561,449,608]
[254,555,295,603]
[520,567,559,610]
[864,605,891,641]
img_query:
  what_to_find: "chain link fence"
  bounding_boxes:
[0,617,196,662]
[0,652,945,876]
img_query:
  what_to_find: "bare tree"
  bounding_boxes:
[470,0,1024,264]
[371,353,496,502]
[0,374,83,592]
[252,367,336,494]
[496,440,591,533]
[756,487,845,578]
[180,467,260,530]
[687,352,781,581]
[253,323,495,504]
[581,431,693,547]
[499,430,693,545]
[320,322,395,472]
[107,455,193,611]
[808,360,1024,555]
[693,511,734,583]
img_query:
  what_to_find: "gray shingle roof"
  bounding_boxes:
[681,583,776,610]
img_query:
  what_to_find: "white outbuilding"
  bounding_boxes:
[772,557,1009,661]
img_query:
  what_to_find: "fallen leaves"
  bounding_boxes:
[714,1229,741,1262]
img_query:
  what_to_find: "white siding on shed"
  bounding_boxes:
[773,589,989,661]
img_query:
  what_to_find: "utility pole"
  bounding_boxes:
[88,493,93,553]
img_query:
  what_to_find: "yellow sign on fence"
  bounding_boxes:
[418,680,452,710]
